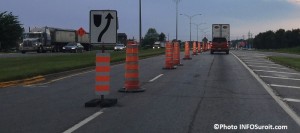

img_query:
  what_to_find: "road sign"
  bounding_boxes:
[90,10,117,45]
[77,27,86,37]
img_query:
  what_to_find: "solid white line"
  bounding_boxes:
[254,70,300,75]
[283,98,300,103]
[269,84,300,89]
[231,52,300,126]
[260,75,300,81]
[63,110,104,133]
[149,74,164,82]
[248,65,289,70]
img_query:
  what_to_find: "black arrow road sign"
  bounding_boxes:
[98,13,114,42]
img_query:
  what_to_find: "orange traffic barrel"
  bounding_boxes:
[163,42,175,69]
[183,41,192,60]
[119,42,145,92]
[95,53,110,95]
[173,41,182,66]
[198,42,202,53]
[192,41,198,55]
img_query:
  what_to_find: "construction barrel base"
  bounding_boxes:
[163,66,177,70]
[85,98,118,107]
[118,87,146,93]
[183,57,192,60]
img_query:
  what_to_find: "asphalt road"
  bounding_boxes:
[0,51,299,133]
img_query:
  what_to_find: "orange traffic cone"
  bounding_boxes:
[183,41,192,60]
[192,41,198,55]
[119,41,145,92]
[163,42,176,69]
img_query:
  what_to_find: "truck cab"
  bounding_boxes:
[210,37,229,54]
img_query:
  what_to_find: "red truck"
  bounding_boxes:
[211,24,230,54]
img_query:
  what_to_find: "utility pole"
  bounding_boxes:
[173,0,181,41]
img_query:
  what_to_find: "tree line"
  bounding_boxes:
[0,11,23,51]
[253,29,300,49]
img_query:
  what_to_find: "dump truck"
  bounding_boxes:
[19,27,91,53]
[211,24,230,54]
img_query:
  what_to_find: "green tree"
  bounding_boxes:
[142,28,159,47]
[158,32,166,42]
[0,11,23,51]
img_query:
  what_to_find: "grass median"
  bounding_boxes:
[268,56,300,71]
[0,48,165,82]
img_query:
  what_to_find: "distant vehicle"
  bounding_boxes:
[114,44,126,51]
[62,42,84,53]
[19,27,91,54]
[211,24,230,54]
[153,41,166,49]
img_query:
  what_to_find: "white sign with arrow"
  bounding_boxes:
[90,10,117,45]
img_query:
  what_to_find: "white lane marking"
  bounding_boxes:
[269,84,300,89]
[149,74,164,82]
[248,65,289,70]
[254,70,300,75]
[283,98,300,103]
[244,61,272,64]
[231,52,300,126]
[260,75,300,81]
[246,62,281,66]
[63,110,104,133]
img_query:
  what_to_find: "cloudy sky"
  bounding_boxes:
[1,0,300,41]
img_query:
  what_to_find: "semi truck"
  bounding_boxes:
[211,24,230,54]
[19,27,91,53]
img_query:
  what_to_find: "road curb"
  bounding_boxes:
[0,75,45,88]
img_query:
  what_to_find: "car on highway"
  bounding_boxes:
[114,44,126,51]
[62,42,84,53]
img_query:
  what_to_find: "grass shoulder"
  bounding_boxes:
[268,56,300,71]
[0,48,165,82]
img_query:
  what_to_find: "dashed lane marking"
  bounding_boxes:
[149,74,164,82]
[63,109,104,133]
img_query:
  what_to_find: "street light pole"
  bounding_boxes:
[180,14,201,42]
[139,0,142,45]
[173,0,181,41]
[192,23,206,42]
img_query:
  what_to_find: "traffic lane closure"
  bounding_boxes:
[74,52,213,133]
[0,53,167,133]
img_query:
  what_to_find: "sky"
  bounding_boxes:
[1,0,300,41]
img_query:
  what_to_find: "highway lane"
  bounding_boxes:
[0,51,299,132]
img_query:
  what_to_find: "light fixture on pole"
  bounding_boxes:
[192,22,206,42]
[180,13,201,42]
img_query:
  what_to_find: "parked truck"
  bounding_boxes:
[19,27,91,53]
[211,24,230,54]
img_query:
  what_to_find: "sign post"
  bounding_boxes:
[85,10,118,108]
